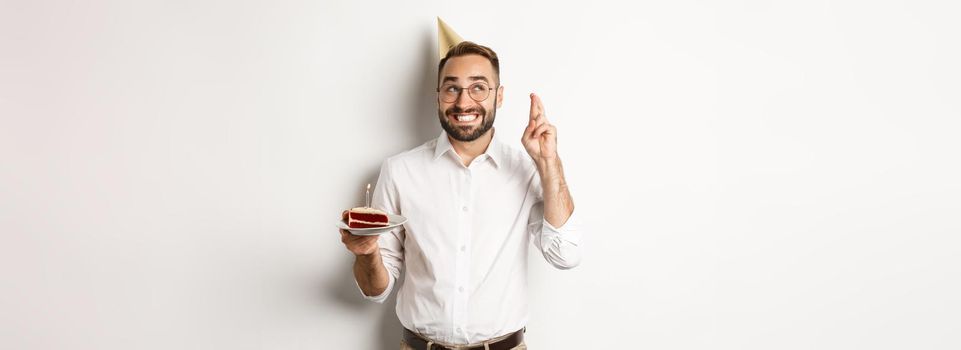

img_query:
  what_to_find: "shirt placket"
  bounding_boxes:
[452,164,473,343]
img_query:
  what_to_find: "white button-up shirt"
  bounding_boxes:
[356,129,583,345]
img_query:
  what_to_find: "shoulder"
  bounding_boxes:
[493,140,538,176]
[381,137,438,171]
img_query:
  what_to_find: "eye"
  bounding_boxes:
[470,84,487,92]
[443,86,459,93]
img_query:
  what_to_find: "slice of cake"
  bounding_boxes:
[342,207,390,228]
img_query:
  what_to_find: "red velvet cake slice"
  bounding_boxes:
[342,207,390,228]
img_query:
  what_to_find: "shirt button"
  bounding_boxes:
[458,286,464,293]
[462,206,468,212]
[460,245,466,252]
[456,327,463,333]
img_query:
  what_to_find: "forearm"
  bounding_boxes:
[536,157,574,228]
[353,252,389,297]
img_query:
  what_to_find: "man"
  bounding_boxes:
[339,37,582,350]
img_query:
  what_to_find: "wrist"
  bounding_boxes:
[356,250,381,262]
[536,157,564,180]
[535,154,560,167]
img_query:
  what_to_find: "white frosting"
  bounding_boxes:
[349,207,387,215]
[350,219,390,226]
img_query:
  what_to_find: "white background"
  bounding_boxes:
[2,0,959,349]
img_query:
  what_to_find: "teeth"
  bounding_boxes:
[456,114,478,122]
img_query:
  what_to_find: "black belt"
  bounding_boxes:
[402,327,525,350]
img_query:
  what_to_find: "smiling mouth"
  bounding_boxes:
[450,113,480,123]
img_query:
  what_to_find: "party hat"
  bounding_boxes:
[437,17,464,59]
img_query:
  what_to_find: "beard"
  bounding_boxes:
[437,103,496,142]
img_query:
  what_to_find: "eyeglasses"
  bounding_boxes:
[437,82,497,103]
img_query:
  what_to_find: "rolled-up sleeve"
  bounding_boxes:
[528,201,583,270]
[354,258,396,303]
[355,159,406,303]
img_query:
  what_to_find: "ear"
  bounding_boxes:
[496,85,505,109]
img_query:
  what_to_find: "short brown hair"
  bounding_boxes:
[438,41,500,86]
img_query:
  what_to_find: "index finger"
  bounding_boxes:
[528,93,538,121]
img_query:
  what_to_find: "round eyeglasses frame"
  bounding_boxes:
[436,83,498,103]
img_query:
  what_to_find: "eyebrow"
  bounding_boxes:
[441,76,491,84]
[468,76,489,83]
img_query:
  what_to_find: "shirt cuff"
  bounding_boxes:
[542,207,581,246]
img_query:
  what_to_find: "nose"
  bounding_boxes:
[455,88,474,108]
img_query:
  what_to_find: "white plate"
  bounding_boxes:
[336,213,407,236]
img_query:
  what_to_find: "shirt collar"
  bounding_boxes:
[433,128,503,168]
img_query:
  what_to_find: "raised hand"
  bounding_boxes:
[521,93,558,162]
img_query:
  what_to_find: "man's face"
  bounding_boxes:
[437,54,503,142]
